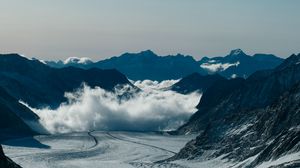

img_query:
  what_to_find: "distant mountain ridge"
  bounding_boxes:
[45,57,93,69]
[45,49,284,81]
[170,53,300,167]
[0,53,132,108]
[199,49,284,78]
[0,53,133,140]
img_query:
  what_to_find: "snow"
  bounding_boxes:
[3,131,299,168]
[231,74,237,79]
[38,59,47,64]
[2,131,196,168]
[200,61,240,72]
[230,49,243,56]
[226,124,253,135]
[256,152,300,168]
[63,57,93,65]
[174,154,234,168]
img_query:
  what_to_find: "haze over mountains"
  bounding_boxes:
[45,49,283,81]
[0,50,299,168]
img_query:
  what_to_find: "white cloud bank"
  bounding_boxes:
[22,80,201,134]
[200,61,240,72]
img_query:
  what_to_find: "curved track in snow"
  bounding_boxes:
[2,131,196,168]
[87,131,98,149]
[106,132,177,154]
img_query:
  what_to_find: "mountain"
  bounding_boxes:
[45,50,206,81]
[0,87,38,141]
[170,73,226,94]
[0,145,22,168]
[199,49,284,78]
[45,57,93,69]
[46,49,283,81]
[90,50,206,81]
[170,54,300,167]
[0,53,132,108]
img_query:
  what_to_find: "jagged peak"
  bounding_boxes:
[120,50,158,58]
[229,49,246,56]
[276,53,300,70]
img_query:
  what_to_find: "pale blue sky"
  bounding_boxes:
[0,0,299,60]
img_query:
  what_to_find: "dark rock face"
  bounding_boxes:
[0,87,38,141]
[46,50,206,81]
[0,145,22,168]
[0,53,132,140]
[47,49,283,81]
[172,54,300,167]
[0,54,132,108]
[170,73,226,94]
[90,50,206,81]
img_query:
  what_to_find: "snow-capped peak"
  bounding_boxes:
[63,57,93,65]
[229,49,244,56]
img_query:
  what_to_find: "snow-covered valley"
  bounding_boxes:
[2,131,197,168]
[10,131,297,168]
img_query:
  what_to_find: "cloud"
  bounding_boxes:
[132,79,179,90]
[200,61,240,72]
[22,80,201,134]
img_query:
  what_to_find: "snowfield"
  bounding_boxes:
[3,131,299,168]
[2,131,197,168]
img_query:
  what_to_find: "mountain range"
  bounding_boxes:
[45,49,284,81]
[0,54,132,109]
[199,49,283,78]
[0,53,133,140]
[169,53,300,167]
[0,50,299,168]
[170,73,226,94]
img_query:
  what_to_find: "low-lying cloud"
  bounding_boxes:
[22,80,201,134]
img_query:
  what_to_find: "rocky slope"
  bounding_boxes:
[0,87,38,140]
[0,54,132,108]
[0,145,22,168]
[170,73,225,94]
[171,54,300,167]
[0,53,133,141]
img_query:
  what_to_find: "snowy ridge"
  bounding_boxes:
[230,49,244,56]
[64,57,93,65]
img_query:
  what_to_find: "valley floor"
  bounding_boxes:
[2,131,198,168]
[3,131,299,168]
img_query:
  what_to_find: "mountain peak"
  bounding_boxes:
[229,49,246,56]
[139,50,157,57]
[63,57,93,65]
[276,53,300,70]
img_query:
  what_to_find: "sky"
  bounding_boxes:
[0,0,299,61]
